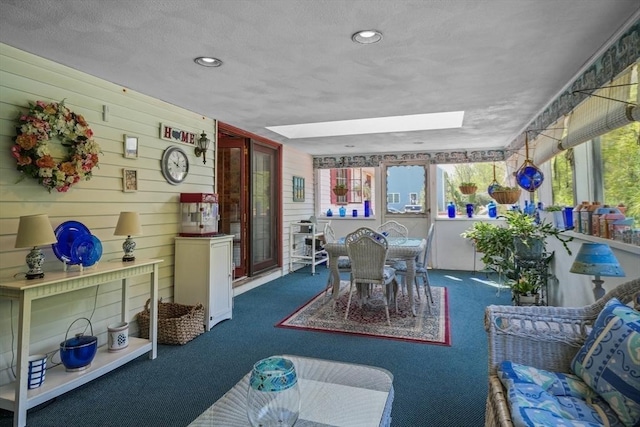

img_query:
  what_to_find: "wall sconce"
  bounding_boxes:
[195,131,211,165]
[114,212,143,262]
[14,214,58,279]
[570,242,625,300]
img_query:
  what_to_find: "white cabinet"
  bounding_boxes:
[289,220,329,275]
[174,236,233,330]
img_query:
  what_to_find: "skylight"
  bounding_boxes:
[266,111,465,139]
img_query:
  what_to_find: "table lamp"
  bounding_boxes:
[570,242,625,300]
[114,212,142,262]
[14,214,58,280]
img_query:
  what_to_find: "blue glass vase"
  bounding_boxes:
[466,203,474,218]
[247,357,300,427]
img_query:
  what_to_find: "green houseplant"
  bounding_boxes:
[461,210,573,281]
[459,182,478,195]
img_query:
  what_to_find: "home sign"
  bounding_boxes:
[160,123,196,145]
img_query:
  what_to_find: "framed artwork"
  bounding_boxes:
[123,135,138,158]
[123,168,138,192]
[293,176,305,202]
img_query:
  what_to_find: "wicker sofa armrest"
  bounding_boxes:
[485,278,640,376]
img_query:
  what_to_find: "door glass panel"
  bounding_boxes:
[251,143,278,273]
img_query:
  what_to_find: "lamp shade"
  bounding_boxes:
[15,214,57,248]
[114,212,142,236]
[570,243,625,277]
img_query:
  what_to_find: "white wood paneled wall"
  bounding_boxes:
[0,44,217,386]
[282,146,316,273]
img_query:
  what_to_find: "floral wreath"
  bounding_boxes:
[11,100,100,192]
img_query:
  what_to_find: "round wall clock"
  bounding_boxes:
[161,146,189,185]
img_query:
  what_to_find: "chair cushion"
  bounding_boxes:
[571,297,640,427]
[392,260,426,273]
[382,266,395,281]
[498,361,624,426]
[336,257,351,270]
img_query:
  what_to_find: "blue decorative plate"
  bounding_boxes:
[71,234,102,267]
[52,221,91,264]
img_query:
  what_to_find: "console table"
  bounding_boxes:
[0,258,162,427]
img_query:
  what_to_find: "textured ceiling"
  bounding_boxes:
[0,0,638,156]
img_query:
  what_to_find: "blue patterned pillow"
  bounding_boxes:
[499,361,623,426]
[571,297,640,427]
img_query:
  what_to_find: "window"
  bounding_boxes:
[384,163,427,214]
[547,121,639,228]
[318,167,375,216]
[436,161,509,216]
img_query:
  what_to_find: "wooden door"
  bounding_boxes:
[217,134,248,279]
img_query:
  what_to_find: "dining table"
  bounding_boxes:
[324,237,427,316]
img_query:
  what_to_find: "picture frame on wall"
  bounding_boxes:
[293,176,305,202]
[123,168,138,192]
[123,135,138,158]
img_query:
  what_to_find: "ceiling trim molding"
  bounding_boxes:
[313,149,506,169]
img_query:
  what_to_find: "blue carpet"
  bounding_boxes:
[0,268,510,427]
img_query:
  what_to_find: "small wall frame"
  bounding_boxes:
[123,168,138,192]
[123,135,139,158]
[293,176,305,202]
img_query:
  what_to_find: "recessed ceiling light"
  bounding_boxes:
[194,57,223,67]
[352,30,382,44]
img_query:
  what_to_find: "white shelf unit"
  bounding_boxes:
[289,220,329,275]
[174,236,233,330]
[0,259,162,427]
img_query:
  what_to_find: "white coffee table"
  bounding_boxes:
[189,354,394,427]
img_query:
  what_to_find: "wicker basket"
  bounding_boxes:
[491,189,521,204]
[459,185,477,195]
[137,299,204,345]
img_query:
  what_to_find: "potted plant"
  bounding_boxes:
[459,182,477,195]
[332,183,348,196]
[544,205,565,229]
[461,210,572,282]
[509,269,541,305]
[490,185,521,204]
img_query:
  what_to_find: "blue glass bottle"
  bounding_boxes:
[488,201,497,218]
[447,202,456,218]
[339,206,346,217]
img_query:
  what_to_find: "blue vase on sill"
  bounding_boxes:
[339,206,346,217]
[447,202,456,218]
[466,203,474,218]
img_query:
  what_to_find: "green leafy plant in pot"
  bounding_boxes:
[461,210,573,280]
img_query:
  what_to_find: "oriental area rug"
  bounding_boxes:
[277,282,450,346]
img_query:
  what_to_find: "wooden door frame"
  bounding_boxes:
[218,122,283,272]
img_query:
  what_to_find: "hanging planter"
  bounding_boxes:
[491,187,521,204]
[459,183,477,195]
[332,185,348,196]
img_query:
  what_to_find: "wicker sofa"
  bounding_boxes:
[484,278,640,427]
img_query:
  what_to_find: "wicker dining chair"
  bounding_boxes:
[322,222,351,299]
[376,220,408,244]
[393,223,435,310]
[345,227,399,326]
